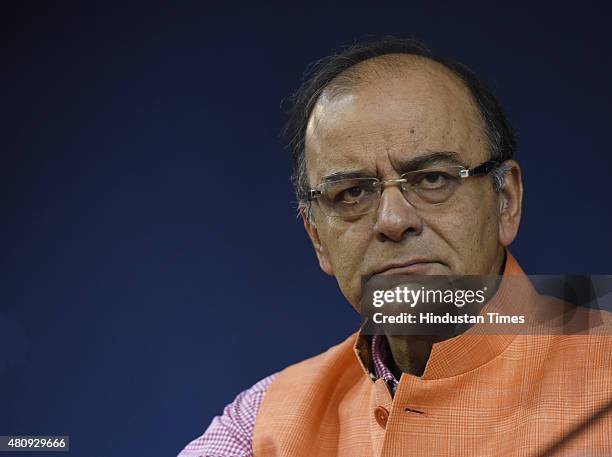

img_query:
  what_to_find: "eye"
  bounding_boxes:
[416,172,450,189]
[339,186,366,204]
[324,178,379,207]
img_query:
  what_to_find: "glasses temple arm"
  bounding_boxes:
[460,160,501,178]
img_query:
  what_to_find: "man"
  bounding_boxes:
[178,38,612,456]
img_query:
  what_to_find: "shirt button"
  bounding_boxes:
[374,406,389,428]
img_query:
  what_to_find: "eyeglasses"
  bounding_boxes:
[307,160,501,219]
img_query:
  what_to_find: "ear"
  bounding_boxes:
[497,160,523,247]
[301,208,335,276]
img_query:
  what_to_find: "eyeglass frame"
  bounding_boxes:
[305,159,502,218]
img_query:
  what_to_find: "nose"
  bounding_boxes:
[373,185,423,242]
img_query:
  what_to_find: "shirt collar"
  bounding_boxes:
[353,250,537,381]
[372,334,399,386]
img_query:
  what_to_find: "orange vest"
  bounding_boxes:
[253,253,612,456]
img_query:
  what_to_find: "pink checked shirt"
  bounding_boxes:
[177,335,396,457]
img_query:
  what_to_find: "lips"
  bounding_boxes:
[374,260,442,276]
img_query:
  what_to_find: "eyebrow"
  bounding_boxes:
[398,151,462,171]
[320,151,462,183]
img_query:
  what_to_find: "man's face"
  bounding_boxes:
[303,56,515,311]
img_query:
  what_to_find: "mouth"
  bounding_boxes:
[373,260,443,276]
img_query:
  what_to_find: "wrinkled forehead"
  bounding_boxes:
[305,55,488,184]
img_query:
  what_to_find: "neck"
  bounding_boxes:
[385,334,437,377]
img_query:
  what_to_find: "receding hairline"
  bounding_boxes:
[319,53,474,102]
[310,52,486,144]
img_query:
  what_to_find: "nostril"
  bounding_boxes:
[376,226,418,243]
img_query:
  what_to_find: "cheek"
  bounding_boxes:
[426,187,499,272]
[319,219,373,303]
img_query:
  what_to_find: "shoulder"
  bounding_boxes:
[177,332,363,457]
[177,372,278,457]
[522,304,612,370]
[254,331,369,421]
[270,331,363,387]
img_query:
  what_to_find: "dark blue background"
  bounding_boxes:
[2,2,611,456]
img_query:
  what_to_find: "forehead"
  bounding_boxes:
[305,55,487,181]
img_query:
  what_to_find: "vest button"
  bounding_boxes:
[374,406,389,428]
